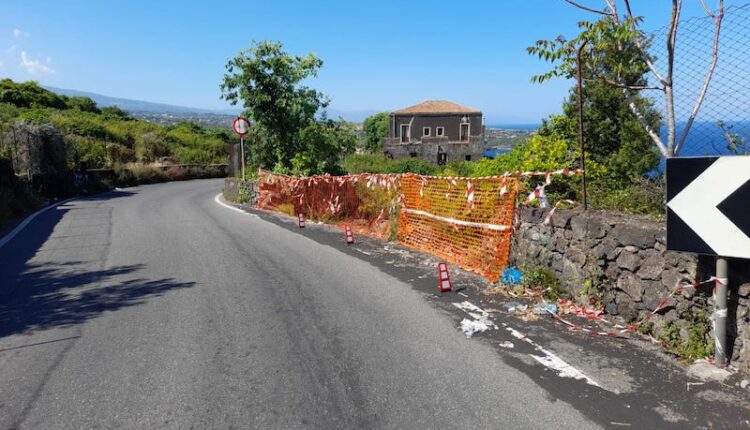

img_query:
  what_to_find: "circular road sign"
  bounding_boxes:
[232,116,252,137]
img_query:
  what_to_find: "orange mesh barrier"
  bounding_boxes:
[257,170,401,239]
[397,174,519,282]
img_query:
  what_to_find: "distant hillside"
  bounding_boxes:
[42,86,377,124]
[43,86,238,115]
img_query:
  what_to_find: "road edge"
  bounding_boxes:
[0,197,77,250]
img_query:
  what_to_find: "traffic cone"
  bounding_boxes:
[438,262,452,293]
[298,213,305,228]
[345,225,354,244]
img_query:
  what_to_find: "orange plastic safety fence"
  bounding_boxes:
[257,170,519,281]
[256,170,401,239]
[398,174,519,282]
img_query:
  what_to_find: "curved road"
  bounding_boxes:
[0,179,599,429]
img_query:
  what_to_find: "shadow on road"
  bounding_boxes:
[0,262,195,339]
[0,189,195,339]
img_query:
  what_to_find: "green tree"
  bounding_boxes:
[537,81,661,180]
[220,40,330,171]
[362,112,389,152]
[67,96,100,114]
[220,41,356,175]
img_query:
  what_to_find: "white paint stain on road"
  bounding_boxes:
[453,300,601,388]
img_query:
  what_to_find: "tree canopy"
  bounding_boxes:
[362,112,389,153]
[220,40,354,175]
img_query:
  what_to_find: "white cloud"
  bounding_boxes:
[12,28,27,38]
[19,51,55,75]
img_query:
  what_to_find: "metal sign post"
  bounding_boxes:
[231,116,253,178]
[666,155,750,367]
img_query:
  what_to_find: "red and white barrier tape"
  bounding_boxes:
[547,277,720,341]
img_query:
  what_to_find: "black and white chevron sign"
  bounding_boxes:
[666,156,750,258]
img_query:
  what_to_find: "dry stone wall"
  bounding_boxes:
[511,207,750,371]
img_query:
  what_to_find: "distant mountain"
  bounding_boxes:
[43,86,380,123]
[324,108,380,123]
[43,86,239,116]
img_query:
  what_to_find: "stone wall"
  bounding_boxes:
[383,139,484,163]
[511,207,750,370]
[223,177,258,205]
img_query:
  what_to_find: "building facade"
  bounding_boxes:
[383,100,484,164]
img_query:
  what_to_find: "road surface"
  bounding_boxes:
[0,179,603,429]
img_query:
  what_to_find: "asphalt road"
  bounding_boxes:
[0,178,609,429]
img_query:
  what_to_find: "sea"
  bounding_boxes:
[488,121,749,169]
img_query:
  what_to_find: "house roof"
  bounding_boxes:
[392,100,481,115]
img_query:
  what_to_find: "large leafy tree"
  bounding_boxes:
[221,40,353,174]
[537,80,661,181]
[362,112,389,153]
[528,1,725,157]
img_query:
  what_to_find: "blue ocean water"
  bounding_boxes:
[487,124,540,131]
[671,120,750,157]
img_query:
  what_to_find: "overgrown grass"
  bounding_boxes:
[521,265,569,301]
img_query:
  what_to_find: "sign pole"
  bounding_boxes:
[240,137,246,179]
[232,116,252,179]
[714,257,728,366]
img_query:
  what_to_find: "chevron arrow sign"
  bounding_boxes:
[667,156,750,258]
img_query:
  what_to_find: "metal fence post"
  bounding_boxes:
[576,40,589,210]
[714,256,728,366]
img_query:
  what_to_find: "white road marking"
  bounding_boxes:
[453,300,601,388]
[214,193,258,218]
[457,292,469,298]
[0,197,76,250]
[355,249,373,256]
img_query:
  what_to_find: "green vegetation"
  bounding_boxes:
[342,154,440,175]
[362,112,389,152]
[0,79,231,227]
[520,265,568,302]
[0,79,231,169]
[221,40,355,175]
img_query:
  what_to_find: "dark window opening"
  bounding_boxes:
[465,155,471,161]
[400,124,410,143]
[438,153,447,165]
[436,127,445,137]
[460,123,469,142]
[409,152,418,158]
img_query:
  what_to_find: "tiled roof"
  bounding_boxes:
[392,100,481,115]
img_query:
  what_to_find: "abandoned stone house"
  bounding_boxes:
[383,100,485,164]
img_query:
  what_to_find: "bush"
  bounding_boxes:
[342,154,438,175]
[521,265,568,301]
[588,175,665,219]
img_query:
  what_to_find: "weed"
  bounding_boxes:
[521,265,568,301]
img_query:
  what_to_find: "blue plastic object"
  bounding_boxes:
[500,267,523,286]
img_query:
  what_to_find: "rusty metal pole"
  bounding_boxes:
[576,41,589,210]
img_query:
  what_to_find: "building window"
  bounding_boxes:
[460,123,470,142]
[438,153,447,165]
[436,127,445,137]
[400,124,410,143]
[465,155,471,161]
[409,151,418,158]
[423,127,431,137]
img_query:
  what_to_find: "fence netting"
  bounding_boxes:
[398,174,519,282]
[257,170,401,239]
[257,170,519,281]
[646,3,750,156]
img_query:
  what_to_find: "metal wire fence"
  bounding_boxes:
[645,3,750,157]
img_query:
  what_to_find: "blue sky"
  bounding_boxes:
[0,1,730,123]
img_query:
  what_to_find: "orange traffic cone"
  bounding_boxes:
[345,225,354,244]
[438,262,452,293]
